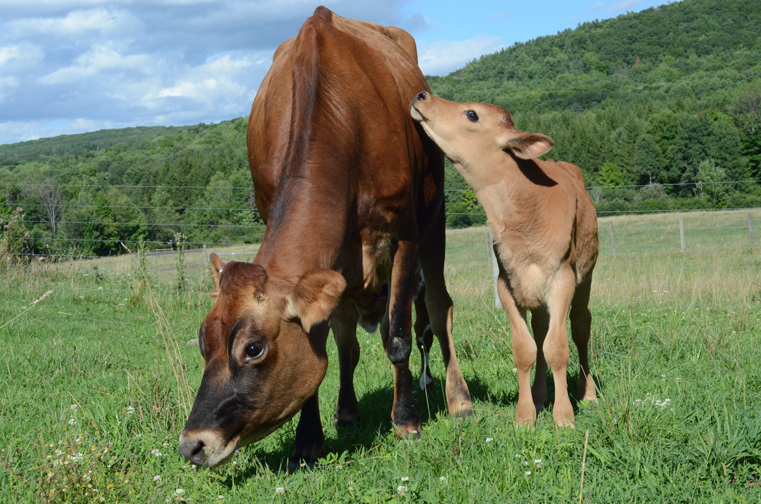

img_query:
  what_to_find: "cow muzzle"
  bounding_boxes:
[178,430,237,467]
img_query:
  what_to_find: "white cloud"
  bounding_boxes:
[610,0,642,13]
[0,44,44,66]
[151,54,263,118]
[0,77,19,104]
[39,45,155,84]
[589,2,606,11]
[403,12,434,33]
[417,35,504,76]
[5,8,139,39]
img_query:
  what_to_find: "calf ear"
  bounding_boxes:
[286,270,346,333]
[208,253,226,297]
[498,129,554,160]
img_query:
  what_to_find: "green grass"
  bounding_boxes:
[1,210,761,503]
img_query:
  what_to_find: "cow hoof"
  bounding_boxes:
[288,454,319,472]
[332,412,360,428]
[394,424,422,440]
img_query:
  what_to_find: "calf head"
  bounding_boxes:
[410,92,554,184]
[178,254,346,467]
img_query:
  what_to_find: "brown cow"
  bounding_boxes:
[411,93,599,427]
[178,7,473,469]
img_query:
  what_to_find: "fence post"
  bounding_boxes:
[609,222,616,258]
[679,216,686,253]
[203,244,208,265]
[748,213,754,251]
[487,231,500,309]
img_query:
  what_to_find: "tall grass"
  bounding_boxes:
[0,210,759,502]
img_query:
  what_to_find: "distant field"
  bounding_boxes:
[1,209,760,503]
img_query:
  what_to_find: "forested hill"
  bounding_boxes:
[0,125,192,161]
[429,0,761,115]
[1,0,761,258]
[428,0,761,221]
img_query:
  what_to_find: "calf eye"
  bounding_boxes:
[466,110,479,122]
[245,342,265,361]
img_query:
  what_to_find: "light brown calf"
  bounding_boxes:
[411,93,599,427]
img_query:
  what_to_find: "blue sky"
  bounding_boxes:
[0,0,675,145]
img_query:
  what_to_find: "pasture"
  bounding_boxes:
[1,209,760,503]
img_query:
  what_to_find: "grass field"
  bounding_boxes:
[1,209,761,503]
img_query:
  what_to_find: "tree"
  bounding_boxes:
[598,161,624,187]
[0,207,30,265]
[634,134,664,185]
[695,158,727,206]
[37,183,64,236]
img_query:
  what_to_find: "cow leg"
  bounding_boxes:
[543,267,577,427]
[288,392,324,471]
[419,226,473,416]
[530,306,550,414]
[332,301,361,427]
[413,275,434,391]
[496,271,536,426]
[570,277,597,403]
[381,240,421,438]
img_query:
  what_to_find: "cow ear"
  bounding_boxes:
[208,253,226,297]
[286,270,346,333]
[498,129,554,160]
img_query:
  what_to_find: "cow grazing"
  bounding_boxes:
[178,7,473,469]
[411,93,599,427]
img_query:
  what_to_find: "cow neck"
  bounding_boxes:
[255,161,350,283]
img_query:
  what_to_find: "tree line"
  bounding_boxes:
[1,0,760,257]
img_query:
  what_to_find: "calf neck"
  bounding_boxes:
[411,93,599,427]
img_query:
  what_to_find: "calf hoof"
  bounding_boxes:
[453,403,473,419]
[553,410,576,429]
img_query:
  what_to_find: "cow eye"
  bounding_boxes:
[466,110,479,123]
[244,342,266,362]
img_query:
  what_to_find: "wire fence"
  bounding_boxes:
[2,181,761,261]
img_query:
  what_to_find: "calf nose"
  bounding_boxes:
[415,91,428,101]
[178,438,207,466]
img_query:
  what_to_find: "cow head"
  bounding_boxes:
[410,92,554,181]
[178,253,346,467]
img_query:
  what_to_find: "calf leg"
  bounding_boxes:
[332,301,361,427]
[570,278,597,403]
[496,272,536,426]
[419,226,473,416]
[382,240,421,437]
[530,306,550,414]
[543,267,577,427]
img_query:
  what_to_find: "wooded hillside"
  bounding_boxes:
[1,0,760,257]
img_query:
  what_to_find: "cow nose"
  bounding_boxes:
[179,439,207,466]
[415,91,428,101]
